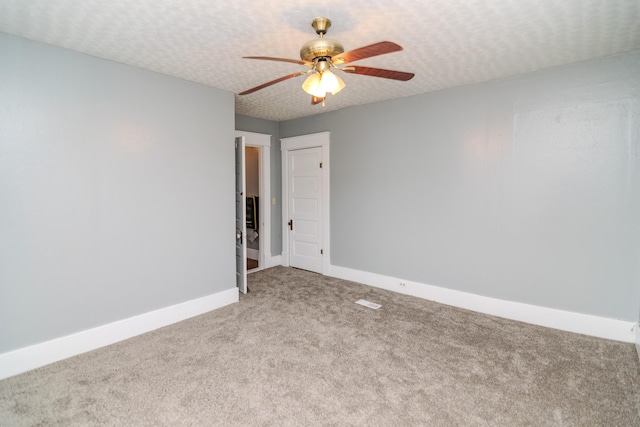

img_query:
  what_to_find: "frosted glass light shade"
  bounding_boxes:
[302,72,322,96]
[302,70,346,97]
[320,71,346,95]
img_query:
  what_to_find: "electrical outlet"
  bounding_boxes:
[399,282,407,288]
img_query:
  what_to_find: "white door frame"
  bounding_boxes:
[235,130,271,271]
[281,131,331,274]
[235,136,247,294]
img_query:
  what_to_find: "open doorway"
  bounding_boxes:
[235,130,271,278]
[245,146,260,271]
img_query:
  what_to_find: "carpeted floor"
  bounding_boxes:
[1,266,639,425]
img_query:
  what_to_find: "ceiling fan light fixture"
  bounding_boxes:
[302,69,345,97]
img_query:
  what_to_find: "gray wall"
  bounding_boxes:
[0,34,236,353]
[235,114,282,256]
[280,51,640,322]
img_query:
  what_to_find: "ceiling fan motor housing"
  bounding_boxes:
[300,39,344,61]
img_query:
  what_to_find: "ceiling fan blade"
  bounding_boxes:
[332,41,403,64]
[342,66,414,81]
[243,56,312,66]
[311,95,325,105]
[239,71,309,95]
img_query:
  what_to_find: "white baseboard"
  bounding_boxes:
[266,254,282,268]
[636,325,640,363]
[247,248,259,260]
[0,287,239,380]
[329,265,636,343]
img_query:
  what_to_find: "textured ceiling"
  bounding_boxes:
[1,0,639,121]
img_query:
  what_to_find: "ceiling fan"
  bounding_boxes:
[239,17,414,106]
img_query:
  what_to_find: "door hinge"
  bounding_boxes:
[320,162,323,169]
[320,249,324,255]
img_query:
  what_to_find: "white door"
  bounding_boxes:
[287,147,323,273]
[235,130,272,273]
[235,136,247,294]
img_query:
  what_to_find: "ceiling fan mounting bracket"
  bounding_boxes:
[311,17,331,36]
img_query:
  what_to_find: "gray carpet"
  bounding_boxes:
[1,266,639,425]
